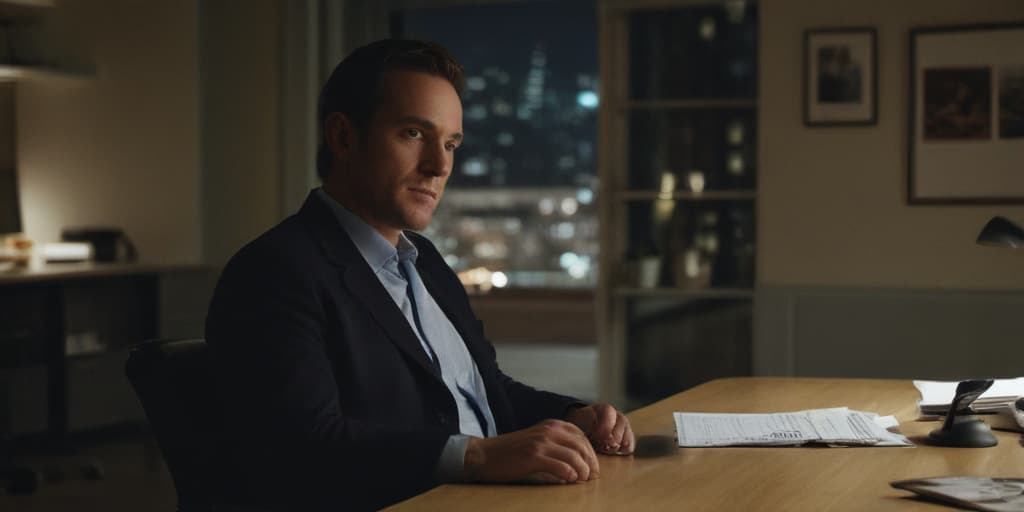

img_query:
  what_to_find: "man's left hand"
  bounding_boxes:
[564,403,634,455]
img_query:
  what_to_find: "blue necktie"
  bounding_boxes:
[398,262,490,437]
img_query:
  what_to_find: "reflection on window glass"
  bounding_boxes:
[628,110,757,191]
[396,0,598,289]
[630,5,758,100]
[626,297,753,406]
[627,201,755,289]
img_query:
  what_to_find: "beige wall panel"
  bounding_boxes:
[200,0,283,266]
[17,0,201,263]
[759,0,1024,288]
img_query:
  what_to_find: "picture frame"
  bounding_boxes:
[908,22,1024,204]
[804,27,877,126]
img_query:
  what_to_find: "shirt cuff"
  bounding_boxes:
[434,434,471,483]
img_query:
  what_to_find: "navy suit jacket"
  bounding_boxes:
[205,191,581,511]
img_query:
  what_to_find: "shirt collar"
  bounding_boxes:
[315,188,418,274]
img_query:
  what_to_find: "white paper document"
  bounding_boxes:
[914,378,1024,416]
[913,377,1024,432]
[673,407,912,448]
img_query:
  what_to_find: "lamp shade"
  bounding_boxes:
[976,216,1024,248]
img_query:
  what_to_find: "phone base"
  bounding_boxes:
[927,417,998,448]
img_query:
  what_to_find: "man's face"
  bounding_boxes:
[332,70,463,243]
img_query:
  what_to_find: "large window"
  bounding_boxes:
[600,3,759,407]
[395,0,599,289]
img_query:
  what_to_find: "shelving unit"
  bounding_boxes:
[622,98,757,110]
[613,287,755,299]
[0,263,209,437]
[618,190,756,201]
[0,0,98,438]
[0,64,91,82]
[597,0,759,408]
[0,0,94,83]
[0,0,55,7]
[0,267,158,437]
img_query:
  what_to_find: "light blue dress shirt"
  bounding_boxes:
[316,188,495,482]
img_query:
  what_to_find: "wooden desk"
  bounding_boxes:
[0,262,209,437]
[390,377,1024,511]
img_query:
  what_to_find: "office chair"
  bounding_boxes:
[0,458,40,495]
[126,338,243,512]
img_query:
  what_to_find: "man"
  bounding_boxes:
[205,39,633,512]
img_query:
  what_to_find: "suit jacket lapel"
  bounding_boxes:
[340,266,442,381]
[296,192,442,382]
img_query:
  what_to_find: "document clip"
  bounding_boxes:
[927,379,998,448]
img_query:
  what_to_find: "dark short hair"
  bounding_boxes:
[316,39,465,180]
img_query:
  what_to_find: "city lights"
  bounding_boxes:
[496,132,515,146]
[727,152,745,175]
[699,16,716,40]
[538,198,556,216]
[552,222,575,239]
[467,76,487,91]
[491,271,509,288]
[727,121,745,145]
[403,0,599,288]
[462,158,488,177]
[559,252,579,269]
[467,104,488,121]
[687,171,706,194]
[491,99,512,116]
[576,90,599,109]
[560,197,579,215]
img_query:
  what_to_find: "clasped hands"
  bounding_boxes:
[464,403,634,485]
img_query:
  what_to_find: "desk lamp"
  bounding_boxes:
[976,216,1024,248]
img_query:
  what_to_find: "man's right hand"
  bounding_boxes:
[463,419,600,484]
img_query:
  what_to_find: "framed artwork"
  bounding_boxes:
[804,27,877,126]
[909,23,1024,204]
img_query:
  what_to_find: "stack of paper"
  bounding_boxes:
[673,407,912,447]
[913,378,1024,432]
[914,378,1024,417]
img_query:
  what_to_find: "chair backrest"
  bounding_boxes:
[126,338,223,509]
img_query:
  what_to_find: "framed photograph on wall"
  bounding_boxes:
[804,27,877,126]
[909,23,1024,204]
